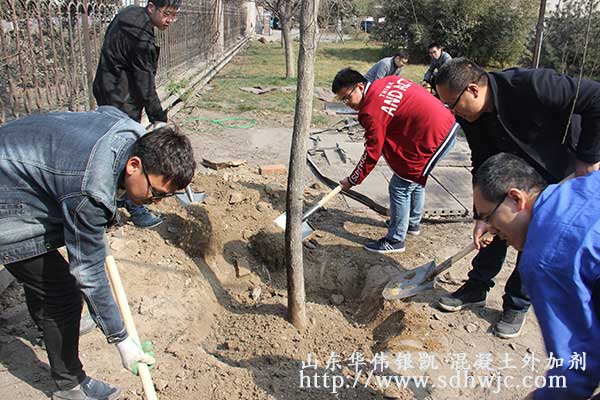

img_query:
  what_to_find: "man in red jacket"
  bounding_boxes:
[333,68,458,253]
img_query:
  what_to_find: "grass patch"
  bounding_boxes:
[193,40,429,127]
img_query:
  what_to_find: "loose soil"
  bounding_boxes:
[0,165,548,400]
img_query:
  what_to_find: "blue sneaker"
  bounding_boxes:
[407,225,420,236]
[52,377,121,400]
[363,237,405,254]
[129,206,163,229]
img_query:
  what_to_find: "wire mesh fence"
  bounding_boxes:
[0,0,249,122]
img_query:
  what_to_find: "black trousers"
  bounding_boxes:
[468,236,531,312]
[5,250,86,390]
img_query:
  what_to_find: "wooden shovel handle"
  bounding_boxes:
[302,185,343,221]
[316,185,343,207]
[105,242,158,400]
[425,232,495,281]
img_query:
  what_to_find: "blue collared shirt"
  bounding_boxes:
[520,171,600,399]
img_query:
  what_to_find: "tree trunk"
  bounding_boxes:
[280,14,295,78]
[285,0,319,329]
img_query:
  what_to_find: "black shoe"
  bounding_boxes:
[363,237,405,254]
[52,377,122,400]
[438,280,487,312]
[493,309,527,339]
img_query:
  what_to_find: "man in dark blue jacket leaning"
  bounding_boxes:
[0,106,196,399]
[93,0,181,228]
[434,57,600,339]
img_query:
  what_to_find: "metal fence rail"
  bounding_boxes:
[0,0,248,122]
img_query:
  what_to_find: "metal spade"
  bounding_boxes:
[382,232,494,300]
[274,185,342,240]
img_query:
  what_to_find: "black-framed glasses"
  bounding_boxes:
[142,164,176,201]
[446,85,468,111]
[444,73,485,111]
[338,85,358,104]
[474,194,506,224]
[157,8,178,21]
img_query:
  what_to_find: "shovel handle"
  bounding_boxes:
[302,185,343,221]
[104,237,158,400]
[425,232,495,281]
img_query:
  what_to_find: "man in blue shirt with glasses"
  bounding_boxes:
[472,152,600,400]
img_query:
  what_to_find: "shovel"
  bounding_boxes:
[382,232,494,300]
[274,185,343,240]
[175,185,206,207]
[104,235,157,400]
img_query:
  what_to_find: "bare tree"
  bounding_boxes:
[263,0,301,78]
[318,0,355,42]
[285,0,319,329]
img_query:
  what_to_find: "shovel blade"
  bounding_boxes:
[273,214,315,240]
[274,213,287,229]
[176,191,206,207]
[382,260,437,300]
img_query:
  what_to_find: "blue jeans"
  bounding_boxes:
[385,129,457,243]
[386,174,425,243]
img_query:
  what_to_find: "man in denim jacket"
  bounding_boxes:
[0,106,196,399]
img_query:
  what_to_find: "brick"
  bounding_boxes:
[259,164,287,175]
[235,258,252,278]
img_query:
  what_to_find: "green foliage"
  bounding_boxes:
[374,0,537,66]
[540,0,600,79]
[166,79,188,96]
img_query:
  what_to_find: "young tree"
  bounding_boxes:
[263,0,301,78]
[285,0,320,329]
[318,0,356,42]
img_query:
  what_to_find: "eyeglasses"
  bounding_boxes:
[338,85,358,104]
[444,73,485,111]
[157,8,178,21]
[142,164,176,201]
[474,194,506,224]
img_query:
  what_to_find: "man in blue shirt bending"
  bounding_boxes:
[472,152,600,400]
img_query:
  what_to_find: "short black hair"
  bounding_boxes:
[394,50,409,60]
[131,124,196,190]
[436,57,486,93]
[427,42,442,50]
[148,0,182,9]
[331,68,367,94]
[473,153,548,204]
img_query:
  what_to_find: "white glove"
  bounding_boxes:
[116,336,156,375]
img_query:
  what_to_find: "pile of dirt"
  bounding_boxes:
[0,166,547,400]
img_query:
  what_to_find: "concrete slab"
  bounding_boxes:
[308,132,473,218]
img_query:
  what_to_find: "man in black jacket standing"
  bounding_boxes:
[434,57,600,339]
[93,0,181,228]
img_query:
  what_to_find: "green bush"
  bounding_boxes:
[374,0,537,67]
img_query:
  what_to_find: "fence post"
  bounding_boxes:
[215,0,225,56]
[81,0,96,110]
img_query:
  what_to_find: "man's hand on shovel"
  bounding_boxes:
[339,177,353,191]
[116,336,156,375]
[473,220,495,250]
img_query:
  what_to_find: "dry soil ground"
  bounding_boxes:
[0,81,551,400]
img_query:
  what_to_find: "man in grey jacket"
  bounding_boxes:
[423,42,452,88]
[0,106,196,400]
[364,51,409,83]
